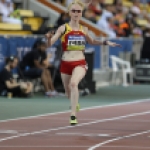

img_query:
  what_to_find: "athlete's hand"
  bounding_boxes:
[45,30,55,47]
[45,31,55,39]
[107,41,122,47]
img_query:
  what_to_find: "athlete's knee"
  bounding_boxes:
[70,81,77,89]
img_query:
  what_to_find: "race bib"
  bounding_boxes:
[67,35,86,51]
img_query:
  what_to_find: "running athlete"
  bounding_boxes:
[46,0,121,125]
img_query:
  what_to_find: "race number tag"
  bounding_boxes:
[67,35,86,50]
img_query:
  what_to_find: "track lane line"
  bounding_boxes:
[0,145,149,149]
[88,130,150,150]
[0,111,150,143]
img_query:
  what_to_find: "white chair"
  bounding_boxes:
[110,55,133,86]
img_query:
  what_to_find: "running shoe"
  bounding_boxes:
[70,116,78,126]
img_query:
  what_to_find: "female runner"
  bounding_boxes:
[46,0,121,125]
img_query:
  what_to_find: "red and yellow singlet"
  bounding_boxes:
[61,23,86,51]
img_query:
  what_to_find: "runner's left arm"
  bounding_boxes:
[84,27,121,47]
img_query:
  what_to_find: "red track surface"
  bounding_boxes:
[0,100,150,150]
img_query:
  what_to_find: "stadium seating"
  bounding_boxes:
[23,17,44,31]
[0,22,32,35]
[19,10,34,17]
[0,23,22,30]
[19,9,49,33]
[0,7,49,35]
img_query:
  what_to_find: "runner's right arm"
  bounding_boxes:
[45,25,65,47]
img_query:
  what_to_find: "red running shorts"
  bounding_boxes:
[60,59,88,75]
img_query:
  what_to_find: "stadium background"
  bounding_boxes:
[1,0,149,92]
[0,1,150,149]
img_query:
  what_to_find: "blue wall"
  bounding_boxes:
[0,37,133,71]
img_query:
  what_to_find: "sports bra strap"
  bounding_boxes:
[66,23,72,31]
[61,23,70,37]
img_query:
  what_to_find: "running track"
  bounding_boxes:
[0,99,150,150]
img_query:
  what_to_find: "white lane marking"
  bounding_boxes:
[85,134,111,137]
[0,146,89,147]
[88,130,150,150]
[0,130,18,134]
[56,132,111,137]
[37,118,96,121]
[0,145,149,149]
[0,98,150,123]
[102,146,150,149]
[122,119,150,123]
[0,111,150,143]
[36,118,150,123]
[56,132,82,136]
[84,134,111,137]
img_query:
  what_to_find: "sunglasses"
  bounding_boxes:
[71,9,82,13]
